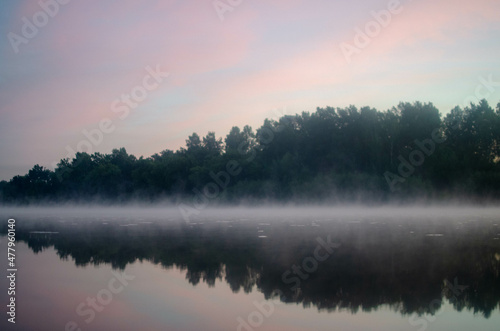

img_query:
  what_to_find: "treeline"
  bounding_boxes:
[1,100,500,204]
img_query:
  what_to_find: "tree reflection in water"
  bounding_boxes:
[3,213,500,318]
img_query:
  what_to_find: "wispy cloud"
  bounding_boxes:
[1,0,499,179]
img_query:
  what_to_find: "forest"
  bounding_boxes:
[1,99,499,204]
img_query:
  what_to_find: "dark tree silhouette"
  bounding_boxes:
[1,100,499,203]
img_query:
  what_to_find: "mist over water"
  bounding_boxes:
[2,205,500,222]
[1,205,500,330]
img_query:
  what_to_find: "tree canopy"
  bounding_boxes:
[2,100,500,204]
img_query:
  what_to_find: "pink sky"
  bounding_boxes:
[1,0,499,179]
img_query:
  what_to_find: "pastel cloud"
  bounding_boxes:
[0,0,499,179]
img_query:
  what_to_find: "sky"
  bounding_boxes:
[0,0,499,180]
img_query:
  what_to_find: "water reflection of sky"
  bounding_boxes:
[0,240,499,331]
[1,207,500,330]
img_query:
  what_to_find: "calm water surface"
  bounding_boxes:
[1,207,500,331]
